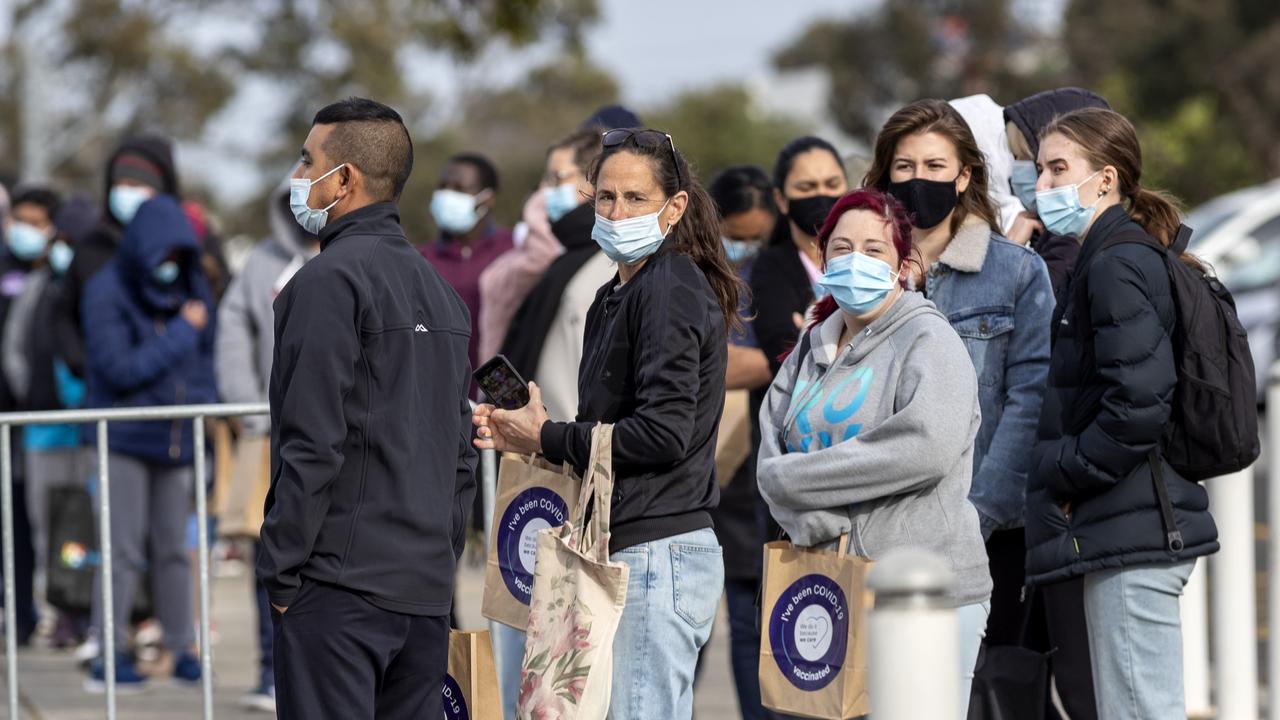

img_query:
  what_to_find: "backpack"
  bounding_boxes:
[1075,223,1260,482]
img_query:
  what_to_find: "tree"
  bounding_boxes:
[0,0,600,205]
[773,0,1065,141]
[1062,0,1280,204]
[647,85,810,188]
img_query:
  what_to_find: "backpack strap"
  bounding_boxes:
[1148,449,1185,554]
[794,328,814,369]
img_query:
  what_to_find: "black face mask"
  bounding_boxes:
[786,194,842,237]
[886,177,959,229]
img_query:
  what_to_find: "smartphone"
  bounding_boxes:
[473,355,532,410]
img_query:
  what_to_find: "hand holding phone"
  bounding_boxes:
[473,355,532,410]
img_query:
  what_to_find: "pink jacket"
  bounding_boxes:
[477,189,565,362]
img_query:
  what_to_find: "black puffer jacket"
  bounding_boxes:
[1025,206,1218,585]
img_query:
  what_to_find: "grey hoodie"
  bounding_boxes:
[214,183,317,434]
[757,291,992,606]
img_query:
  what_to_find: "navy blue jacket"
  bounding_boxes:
[82,195,218,464]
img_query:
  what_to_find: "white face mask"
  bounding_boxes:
[591,200,670,265]
[289,163,346,235]
[431,189,491,235]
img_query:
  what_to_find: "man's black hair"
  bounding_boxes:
[447,152,499,193]
[12,185,62,220]
[312,97,413,201]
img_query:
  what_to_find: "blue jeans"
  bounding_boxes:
[492,621,525,719]
[1083,560,1195,720]
[725,578,781,720]
[956,601,990,714]
[609,528,724,720]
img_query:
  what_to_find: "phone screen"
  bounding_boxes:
[474,356,531,410]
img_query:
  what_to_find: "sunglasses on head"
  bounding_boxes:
[601,129,685,189]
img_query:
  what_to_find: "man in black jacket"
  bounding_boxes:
[257,97,477,719]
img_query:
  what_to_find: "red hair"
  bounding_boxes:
[780,188,915,363]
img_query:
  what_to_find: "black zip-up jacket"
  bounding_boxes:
[1025,205,1218,585]
[258,202,477,615]
[539,243,727,553]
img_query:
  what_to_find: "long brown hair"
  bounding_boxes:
[1040,108,1183,248]
[588,130,744,332]
[863,99,1000,237]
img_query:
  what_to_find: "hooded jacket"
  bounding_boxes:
[82,194,218,464]
[215,185,317,435]
[950,94,1022,236]
[1004,88,1112,296]
[1025,205,1218,585]
[258,202,477,616]
[757,292,991,607]
[59,135,179,378]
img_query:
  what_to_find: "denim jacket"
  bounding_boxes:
[921,216,1053,536]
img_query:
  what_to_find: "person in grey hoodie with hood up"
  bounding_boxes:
[214,176,319,714]
[757,188,991,716]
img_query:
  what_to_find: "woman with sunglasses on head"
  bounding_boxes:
[1026,108,1218,720]
[866,99,1053,647]
[473,128,738,719]
[757,188,991,716]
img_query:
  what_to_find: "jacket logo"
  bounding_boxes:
[414,324,429,333]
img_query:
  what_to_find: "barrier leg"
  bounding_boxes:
[1268,365,1280,720]
[98,420,116,719]
[2,424,19,719]
[195,416,213,719]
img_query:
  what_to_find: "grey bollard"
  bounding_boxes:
[867,547,959,720]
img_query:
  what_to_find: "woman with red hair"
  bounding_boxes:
[757,188,992,714]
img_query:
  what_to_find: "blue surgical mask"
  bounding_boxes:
[109,185,154,225]
[722,237,759,265]
[431,189,489,235]
[1035,170,1103,238]
[818,251,900,316]
[289,163,346,235]
[1010,160,1039,212]
[7,222,50,261]
[48,241,74,275]
[592,200,670,265]
[545,183,580,223]
[153,260,180,285]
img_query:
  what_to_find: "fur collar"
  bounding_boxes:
[936,215,993,273]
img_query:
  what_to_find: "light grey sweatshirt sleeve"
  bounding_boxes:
[757,326,980,543]
[215,271,268,434]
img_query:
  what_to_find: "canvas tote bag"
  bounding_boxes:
[517,424,628,720]
[759,535,873,719]
[215,433,270,538]
[482,453,582,630]
[715,388,753,486]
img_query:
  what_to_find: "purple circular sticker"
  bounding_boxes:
[497,487,569,604]
[768,573,849,691]
[441,673,469,719]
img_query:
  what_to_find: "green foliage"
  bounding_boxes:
[1062,0,1280,205]
[646,85,809,189]
[774,0,1062,140]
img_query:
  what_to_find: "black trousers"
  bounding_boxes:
[983,529,1098,720]
[272,580,449,720]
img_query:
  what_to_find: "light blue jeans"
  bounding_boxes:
[609,528,724,720]
[1083,560,1195,720]
[957,601,991,715]
[492,622,525,719]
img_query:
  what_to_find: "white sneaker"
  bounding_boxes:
[74,636,100,665]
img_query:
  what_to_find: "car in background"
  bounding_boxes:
[1185,177,1280,400]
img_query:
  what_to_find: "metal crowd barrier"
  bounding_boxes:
[0,401,496,720]
[0,402,267,720]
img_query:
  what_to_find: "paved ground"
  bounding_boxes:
[0,548,740,719]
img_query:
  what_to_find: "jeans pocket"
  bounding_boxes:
[670,541,724,629]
